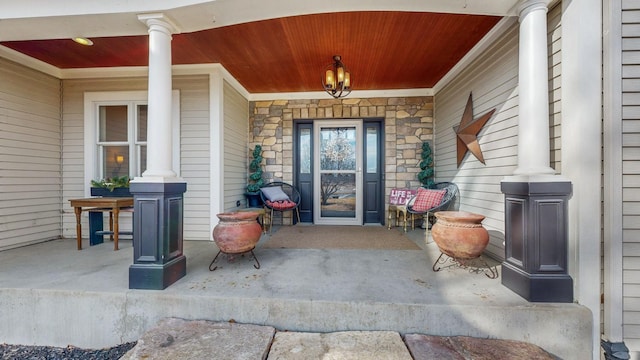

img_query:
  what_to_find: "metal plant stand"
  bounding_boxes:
[209,248,261,271]
[432,252,499,279]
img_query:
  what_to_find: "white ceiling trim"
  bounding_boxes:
[248,89,434,101]
[0,45,62,78]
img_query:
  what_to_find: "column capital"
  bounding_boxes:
[138,13,180,35]
[517,0,550,18]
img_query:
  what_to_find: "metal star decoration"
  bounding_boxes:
[453,93,496,167]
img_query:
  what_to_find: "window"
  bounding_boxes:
[366,126,378,173]
[84,91,180,196]
[97,103,147,179]
[299,128,311,174]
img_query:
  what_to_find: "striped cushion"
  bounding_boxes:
[412,188,447,212]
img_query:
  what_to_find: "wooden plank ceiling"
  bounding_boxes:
[1,11,501,93]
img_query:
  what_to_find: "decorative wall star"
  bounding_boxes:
[453,93,496,167]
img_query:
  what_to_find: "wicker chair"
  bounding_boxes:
[260,182,301,233]
[406,182,459,230]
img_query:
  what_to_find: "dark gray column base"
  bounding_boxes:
[502,262,573,302]
[501,180,573,303]
[129,255,187,290]
[128,181,187,290]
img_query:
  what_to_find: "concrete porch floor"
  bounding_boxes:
[0,226,591,359]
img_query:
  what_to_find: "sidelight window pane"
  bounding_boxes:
[300,128,311,174]
[366,127,377,173]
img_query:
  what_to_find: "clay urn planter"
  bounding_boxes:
[431,211,489,260]
[212,211,262,254]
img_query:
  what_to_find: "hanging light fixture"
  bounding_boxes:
[322,55,351,98]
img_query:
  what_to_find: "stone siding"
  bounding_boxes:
[249,96,434,220]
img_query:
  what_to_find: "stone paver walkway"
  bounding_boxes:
[121,318,556,359]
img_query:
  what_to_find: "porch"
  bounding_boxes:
[0,227,591,359]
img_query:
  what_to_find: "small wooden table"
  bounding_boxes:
[69,197,133,250]
[388,204,413,232]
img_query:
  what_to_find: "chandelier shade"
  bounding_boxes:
[322,55,351,98]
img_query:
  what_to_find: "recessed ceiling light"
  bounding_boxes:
[72,37,93,46]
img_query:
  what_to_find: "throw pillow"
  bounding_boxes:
[412,188,447,212]
[261,186,290,202]
[268,199,297,210]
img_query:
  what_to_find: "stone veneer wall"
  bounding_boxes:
[249,96,434,222]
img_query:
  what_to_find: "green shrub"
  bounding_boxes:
[417,142,435,188]
[246,145,264,193]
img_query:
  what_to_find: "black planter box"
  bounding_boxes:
[245,192,263,207]
[91,187,132,197]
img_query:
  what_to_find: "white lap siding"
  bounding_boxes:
[222,80,249,212]
[548,4,562,173]
[433,23,519,260]
[0,57,61,250]
[175,75,211,240]
[622,0,640,351]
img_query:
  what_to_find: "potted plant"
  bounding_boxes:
[245,145,264,207]
[417,141,435,189]
[90,175,132,197]
[417,141,435,229]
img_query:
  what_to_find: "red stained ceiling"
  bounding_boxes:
[1,11,501,93]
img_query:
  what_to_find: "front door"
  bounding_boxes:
[313,121,362,225]
[294,119,384,225]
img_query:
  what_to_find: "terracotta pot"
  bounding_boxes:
[212,211,262,254]
[431,211,489,260]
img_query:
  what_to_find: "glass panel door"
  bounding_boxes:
[313,120,362,225]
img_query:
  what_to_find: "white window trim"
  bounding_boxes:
[83,90,180,197]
